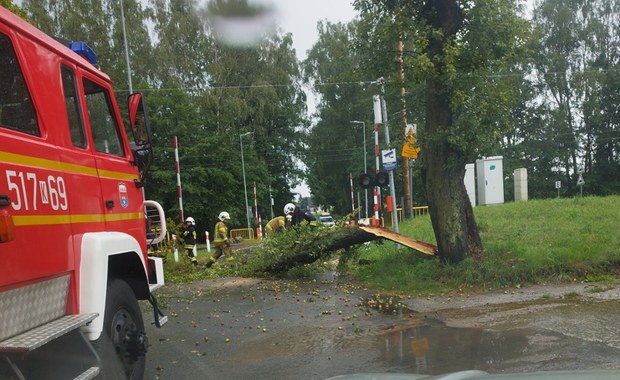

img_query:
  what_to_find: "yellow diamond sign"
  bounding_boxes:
[402,124,420,159]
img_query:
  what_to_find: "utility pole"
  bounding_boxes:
[376,78,400,235]
[240,132,253,229]
[398,35,412,219]
[269,185,274,219]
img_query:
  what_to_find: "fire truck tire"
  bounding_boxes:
[94,279,147,380]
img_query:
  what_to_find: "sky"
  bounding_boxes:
[269,0,357,61]
[267,1,358,198]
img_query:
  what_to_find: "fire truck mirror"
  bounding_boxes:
[128,93,154,179]
[128,93,152,147]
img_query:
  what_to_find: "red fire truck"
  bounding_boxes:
[0,6,167,379]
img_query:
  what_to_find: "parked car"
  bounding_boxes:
[319,214,336,227]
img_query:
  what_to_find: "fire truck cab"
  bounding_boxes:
[0,6,166,379]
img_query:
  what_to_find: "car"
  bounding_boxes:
[319,214,336,227]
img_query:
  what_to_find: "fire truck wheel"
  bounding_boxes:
[95,279,147,380]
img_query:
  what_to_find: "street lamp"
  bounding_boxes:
[351,121,368,218]
[120,0,132,93]
[240,132,253,229]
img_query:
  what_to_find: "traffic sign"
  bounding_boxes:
[402,123,420,159]
[402,144,419,159]
[577,174,585,186]
[382,149,397,171]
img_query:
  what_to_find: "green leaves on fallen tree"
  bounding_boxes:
[239,224,381,275]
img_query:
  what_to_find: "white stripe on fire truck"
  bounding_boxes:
[0,151,138,181]
[12,212,144,226]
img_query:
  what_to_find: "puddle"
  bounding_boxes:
[378,321,529,374]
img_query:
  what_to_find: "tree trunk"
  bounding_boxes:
[421,0,483,264]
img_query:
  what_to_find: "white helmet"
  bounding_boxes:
[218,211,230,221]
[185,217,195,225]
[284,203,296,215]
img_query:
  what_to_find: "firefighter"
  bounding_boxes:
[206,211,231,268]
[287,203,317,227]
[265,215,288,237]
[182,217,198,267]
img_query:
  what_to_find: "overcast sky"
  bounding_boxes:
[269,0,357,60]
[266,1,358,198]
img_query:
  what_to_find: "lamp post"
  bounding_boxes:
[120,0,132,93]
[351,120,368,218]
[240,132,253,229]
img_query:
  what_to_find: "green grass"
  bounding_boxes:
[160,195,620,296]
[342,195,620,295]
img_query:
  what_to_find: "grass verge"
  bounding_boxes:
[341,195,620,295]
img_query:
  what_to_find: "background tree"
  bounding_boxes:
[16,0,307,234]
[525,0,620,196]
[303,20,397,214]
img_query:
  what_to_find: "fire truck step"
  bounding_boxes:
[0,313,98,352]
[73,366,100,380]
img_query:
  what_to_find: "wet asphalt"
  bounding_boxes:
[142,273,620,380]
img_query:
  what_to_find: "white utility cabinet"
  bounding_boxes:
[514,168,528,201]
[464,163,476,206]
[476,156,504,205]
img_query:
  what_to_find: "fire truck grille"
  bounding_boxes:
[0,275,70,341]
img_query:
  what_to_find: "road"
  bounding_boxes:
[143,274,620,379]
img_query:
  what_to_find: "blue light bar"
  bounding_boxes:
[69,41,97,65]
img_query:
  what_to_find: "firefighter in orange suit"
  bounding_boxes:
[206,211,231,268]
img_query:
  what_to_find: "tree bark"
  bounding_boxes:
[421,0,483,264]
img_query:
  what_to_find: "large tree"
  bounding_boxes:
[355,0,529,263]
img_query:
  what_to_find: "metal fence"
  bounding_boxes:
[384,206,430,227]
[230,228,254,240]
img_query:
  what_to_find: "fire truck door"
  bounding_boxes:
[81,77,144,246]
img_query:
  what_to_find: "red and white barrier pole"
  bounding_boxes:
[349,173,355,212]
[173,136,184,223]
[373,95,383,226]
[257,214,263,240]
[373,122,381,226]
[172,234,179,262]
[205,231,211,252]
[253,181,258,226]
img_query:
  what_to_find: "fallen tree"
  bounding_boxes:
[238,223,436,275]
